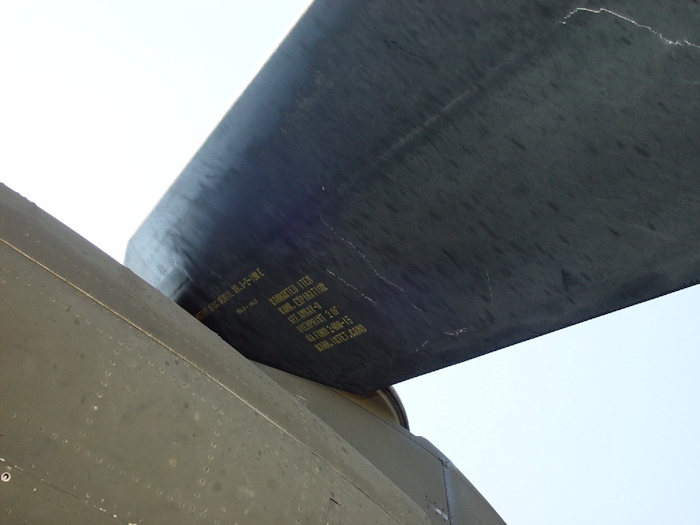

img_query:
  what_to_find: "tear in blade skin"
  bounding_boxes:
[126,0,700,394]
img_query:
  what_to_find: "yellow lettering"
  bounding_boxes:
[268,285,299,305]
[277,303,294,315]
[314,340,332,351]
[296,314,328,333]
[297,275,314,288]
[330,332,350,345]
[348,324,367,338]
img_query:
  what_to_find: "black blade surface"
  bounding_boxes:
[127,0,700,394]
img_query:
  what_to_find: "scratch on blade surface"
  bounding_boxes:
[485,265,494,305]
[620,221,676,240]
[325,269,376,303]
[321,216,424,313]
[410,340,429,355]
[444,327,474,337]
[561,8,700,49]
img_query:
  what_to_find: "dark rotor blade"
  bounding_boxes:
[127,0,700,394]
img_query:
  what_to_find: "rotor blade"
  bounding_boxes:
[126,0,700,394]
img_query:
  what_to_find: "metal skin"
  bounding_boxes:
[4,0,700,522]
[0,185,504,524]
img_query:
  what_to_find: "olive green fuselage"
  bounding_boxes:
[0,185,503,524]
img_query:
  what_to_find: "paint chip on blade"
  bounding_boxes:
[425,498,449,521]
[560,7,700,48]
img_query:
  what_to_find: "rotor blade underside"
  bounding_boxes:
[126,0,700,394]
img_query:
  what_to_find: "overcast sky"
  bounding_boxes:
[2,2,699,524]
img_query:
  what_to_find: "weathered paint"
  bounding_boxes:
[0,185,432,524]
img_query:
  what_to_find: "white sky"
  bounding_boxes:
[2,2,699,524]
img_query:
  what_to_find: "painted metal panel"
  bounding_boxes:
[444,463,506,525]
[257,363,507,525]
[0,185,431,524]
